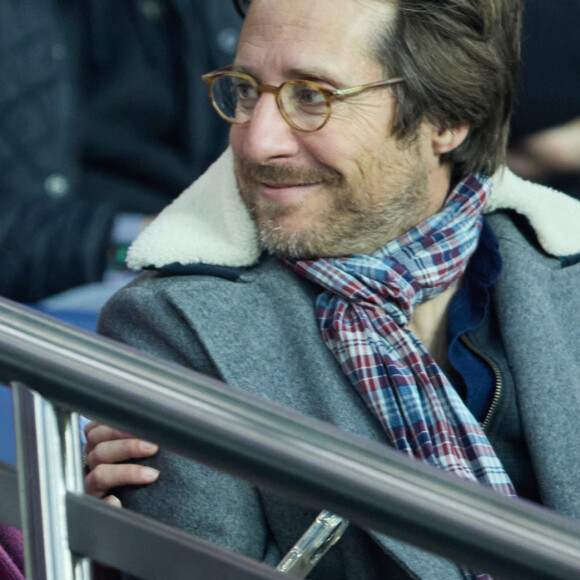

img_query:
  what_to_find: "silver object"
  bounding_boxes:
[276,510,349,578]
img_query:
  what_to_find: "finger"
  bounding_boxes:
[85,423,138,446]
[84,421,123,445]
[86,438,158,470]
[84,423,143,455]
[84,464,159,498]
[103,495,123,508]
[84,420,102,439]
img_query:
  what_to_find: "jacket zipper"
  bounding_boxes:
[459,334,502,432]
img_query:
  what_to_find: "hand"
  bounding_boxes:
[84,421,160,507]
[508,117,580,180]
[524,118,580,174]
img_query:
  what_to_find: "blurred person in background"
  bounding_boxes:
[508,0,580,200]
[0,2,240,576]
[0,0,241,308]
[0,0,241,526]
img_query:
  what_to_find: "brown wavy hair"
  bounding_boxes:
[371,0,523,178]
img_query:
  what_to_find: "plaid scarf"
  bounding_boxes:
[293,175,516,499]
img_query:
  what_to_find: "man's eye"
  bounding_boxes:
[235,80,257,102]
[295,86,326,108]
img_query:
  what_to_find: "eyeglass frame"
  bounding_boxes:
[201,66,405,133]
[232,0,250,18]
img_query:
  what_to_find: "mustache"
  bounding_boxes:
[235,158,340,186]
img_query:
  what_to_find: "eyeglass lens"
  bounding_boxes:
[211,74,330,131]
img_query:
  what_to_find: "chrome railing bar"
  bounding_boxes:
[1,451,285,580]
[2,298,580,578]
[66,493,286,580]
[12,384,90,580]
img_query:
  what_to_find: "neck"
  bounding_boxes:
[406,283,459,373]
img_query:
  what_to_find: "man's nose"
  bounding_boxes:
[238,93,300,164]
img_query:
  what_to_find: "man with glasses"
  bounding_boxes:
[85,0,580,577]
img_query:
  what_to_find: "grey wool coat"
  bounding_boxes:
[99,152,580,579]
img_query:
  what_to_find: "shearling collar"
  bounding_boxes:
[127,147,580,271]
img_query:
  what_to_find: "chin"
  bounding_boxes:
[258,221,352,260]
[258,221,313,259]
[254,205,324,257]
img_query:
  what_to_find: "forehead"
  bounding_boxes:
[235,0,394,83]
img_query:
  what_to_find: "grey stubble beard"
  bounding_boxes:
[235,155,431,260]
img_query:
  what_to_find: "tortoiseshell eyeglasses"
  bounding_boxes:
[202,67,404,133]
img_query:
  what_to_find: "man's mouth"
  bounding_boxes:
[258,181,323,203]
[234,157,337,204]
[261,181,321,189]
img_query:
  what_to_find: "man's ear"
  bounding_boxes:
[431,124,469,155]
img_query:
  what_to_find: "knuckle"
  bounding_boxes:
[89,463,108,483]
[85,425,102,446]
[85,447,102,469]
[84,472,101,497]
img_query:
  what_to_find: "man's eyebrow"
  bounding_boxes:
[231,64,341,87]
[231,63,253,75]
[286,68,341,86]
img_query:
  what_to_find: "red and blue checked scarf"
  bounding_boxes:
[293,175,516,500]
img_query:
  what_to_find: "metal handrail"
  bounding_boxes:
[2,296,580,579]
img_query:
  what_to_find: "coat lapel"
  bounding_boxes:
[174,255,464,578]
[490,213,580,518]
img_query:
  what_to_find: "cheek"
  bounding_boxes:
[331,101,392,142]
[307,121,380,168]
[321,105,391,166]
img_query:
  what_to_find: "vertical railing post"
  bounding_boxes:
[12,382,91,580]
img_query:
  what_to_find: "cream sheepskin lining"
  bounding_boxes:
[127,147,580,270]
